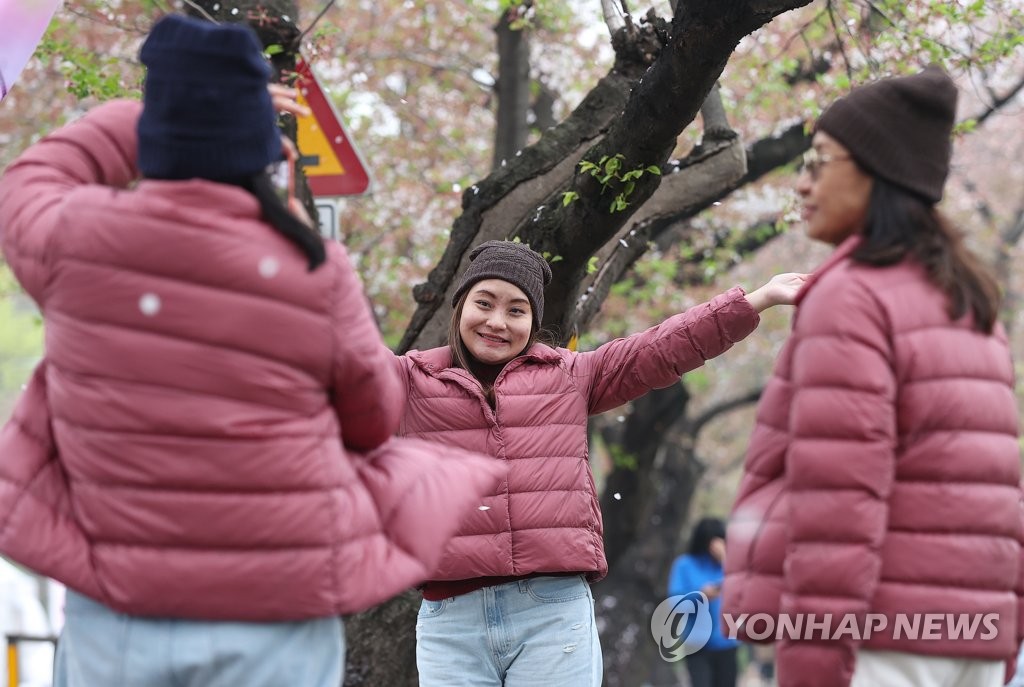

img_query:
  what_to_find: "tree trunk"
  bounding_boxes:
[342,592,420,687]
[595,384,706,687]
[492,7,532,170]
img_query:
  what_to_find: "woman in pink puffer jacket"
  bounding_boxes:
[0,15,500,687]
[723,67,1023,687]
[394,239,804,686]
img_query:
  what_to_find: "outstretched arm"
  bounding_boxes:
[575,272,803,414]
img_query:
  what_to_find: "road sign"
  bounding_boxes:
[315,198,340,240]
[295,58,372,197]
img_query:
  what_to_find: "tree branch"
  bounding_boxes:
[399,0,815,352]
[572,118,808,334]
[973,71,1024,128]
[699,81,736,141]
[602,0,626,34]
[688,387,763,438]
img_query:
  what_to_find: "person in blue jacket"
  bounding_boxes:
[668,517,739,687]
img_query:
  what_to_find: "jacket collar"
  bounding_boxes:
[407,342,562,377]
[135,179,263,220]
[794,234,862,306]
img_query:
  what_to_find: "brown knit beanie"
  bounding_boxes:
[452,240,553,329]
[814,66,958,204]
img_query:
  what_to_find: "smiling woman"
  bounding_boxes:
[457,279,534,367]
[391,239,805,687]
[446,241,551,381]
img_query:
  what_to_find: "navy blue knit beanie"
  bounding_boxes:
[137,15,280,180]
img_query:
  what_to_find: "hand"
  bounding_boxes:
[277,135,313,229]
[268,84,311,118]
[744,272,808,313]
[289,196,314,228]
[701,583,721,601]
[709,536,726,563]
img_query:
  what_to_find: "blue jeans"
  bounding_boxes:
[416,575,602,686]
[54,591,344,687]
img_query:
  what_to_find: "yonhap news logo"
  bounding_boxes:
[650,592,713,661]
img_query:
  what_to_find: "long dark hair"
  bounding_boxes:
[851,179,1000,333]
[237,171,326,271]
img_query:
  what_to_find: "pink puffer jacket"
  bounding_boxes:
[723,236,1024,687]
[0,99,502,620]
[396,288,759,581]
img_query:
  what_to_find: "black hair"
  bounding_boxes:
[238,170,326,271]
[851,179,1000,333]
[688,517,726,556]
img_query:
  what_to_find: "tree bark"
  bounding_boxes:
[492,6,532,170]
[595,385,704,687]
[342,592,420,687]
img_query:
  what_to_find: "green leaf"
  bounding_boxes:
[264,44,285,57]
[645,165,662,175]
[587,256,600,274]
[561,191,579,206]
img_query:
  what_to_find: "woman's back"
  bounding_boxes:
[0,98,498,622]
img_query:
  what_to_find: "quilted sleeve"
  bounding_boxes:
[0,99,140,304]
[327,241,405,451]
[775,276,896,687]
[572,286,759,414]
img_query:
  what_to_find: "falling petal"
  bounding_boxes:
[139,293,161,317]
[258,256,280,279]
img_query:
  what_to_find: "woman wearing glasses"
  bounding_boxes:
[722,67,1022,687]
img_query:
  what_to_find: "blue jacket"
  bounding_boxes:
[668,553,738,652]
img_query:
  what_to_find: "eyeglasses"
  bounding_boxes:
[801,148,852,180]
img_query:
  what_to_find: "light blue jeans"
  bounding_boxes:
[54,590,344,687]
[416,575,602,686]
